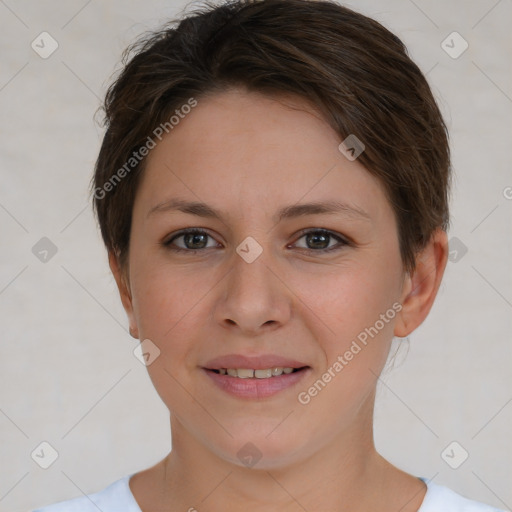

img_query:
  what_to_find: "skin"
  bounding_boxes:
[110,88,448,512]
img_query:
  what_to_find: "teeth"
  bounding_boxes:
[236,369,254,379]
[217,367,297,378]
[254,369,272,379]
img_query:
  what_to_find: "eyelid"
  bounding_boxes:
[164,228,219,251]
[290,228,350,251]
[163,227,351,253]
[293,227,349,242]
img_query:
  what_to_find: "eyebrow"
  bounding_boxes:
[147,198,371,223]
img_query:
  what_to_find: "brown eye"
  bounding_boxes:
[293,229,348,252]
[164,228,348,254]
[165,229,218,252]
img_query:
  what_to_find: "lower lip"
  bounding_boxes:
[203,368,310,399]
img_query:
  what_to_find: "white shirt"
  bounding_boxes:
[32,474,506,512]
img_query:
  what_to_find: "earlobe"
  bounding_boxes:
[394,229,449,338]
[108,251,139,339]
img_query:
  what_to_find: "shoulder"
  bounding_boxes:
[32,474,141,512]
[419,479,506,512]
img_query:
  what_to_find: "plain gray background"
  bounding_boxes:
[0,0,511,511]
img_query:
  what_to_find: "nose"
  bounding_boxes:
[214,246,292,335]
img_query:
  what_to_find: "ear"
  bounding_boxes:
[394,229,449,337]
[109,251,139,339]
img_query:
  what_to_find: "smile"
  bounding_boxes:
[204,365,310,399]
[212,367,300,378]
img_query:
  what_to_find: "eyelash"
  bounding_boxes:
[163,228,350,254]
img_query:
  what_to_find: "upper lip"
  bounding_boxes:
[203,354,309,370]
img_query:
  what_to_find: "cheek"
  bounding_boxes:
[130,258,213,339]
[294,266,400,425]
[299,265,402,416]
[129,264,210,410]
[296,258,401,348]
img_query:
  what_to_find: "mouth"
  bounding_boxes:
[202,356,310,399]
[208,367,307,378]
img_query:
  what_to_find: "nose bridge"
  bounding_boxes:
[216,239,290,332]
[228,237,275,306]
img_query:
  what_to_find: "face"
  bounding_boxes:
[115,88,414,469]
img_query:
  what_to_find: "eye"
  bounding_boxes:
[291,229,348,252]
[163,228,349,254]
[164,228,219,252]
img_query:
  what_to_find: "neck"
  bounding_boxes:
[150,394,425,512]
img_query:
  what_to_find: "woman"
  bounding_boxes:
[33,0,505,510]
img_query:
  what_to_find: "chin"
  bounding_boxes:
[211,428,312,471]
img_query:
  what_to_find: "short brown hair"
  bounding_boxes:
[92,0,451,272]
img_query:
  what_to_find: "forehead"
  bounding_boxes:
[134,89,392,224]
